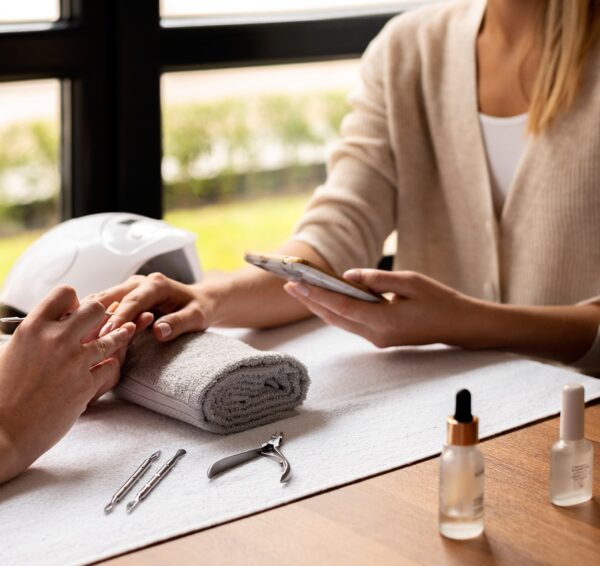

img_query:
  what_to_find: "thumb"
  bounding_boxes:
[344,269,420,298]
[152,302,208,341]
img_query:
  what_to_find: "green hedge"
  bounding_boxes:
[0,90,350,233]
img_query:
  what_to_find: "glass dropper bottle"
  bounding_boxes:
[439,389,485,539]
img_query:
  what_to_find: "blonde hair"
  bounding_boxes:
[529,0,600,134]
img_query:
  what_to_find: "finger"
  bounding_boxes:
[87,276,146,308]
[89,357,121,403]
[65,300,107,337]
[152,302,207,342]
[133,311,154,334]
[99,277,170,337]
[31,285,80,322]
[114,343,128,366]
[81,311,111,344]
[81,305,119,344]
[285,286,374,339]
[284,281,374,324]
[82,309,152,344]
[106,302,120,314]
[344,269,422,297]
[85,322,136,367]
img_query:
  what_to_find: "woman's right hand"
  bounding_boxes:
[92,273,214,341]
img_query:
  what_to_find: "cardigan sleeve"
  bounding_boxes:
[290,24,398,275]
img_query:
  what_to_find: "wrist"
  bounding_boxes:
[445,296,502,350]
[194,275,236,327]
[451,301,600,363]
[0,424,23,484]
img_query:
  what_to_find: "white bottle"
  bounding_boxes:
[550,383,593,507]
[439,389,484,540]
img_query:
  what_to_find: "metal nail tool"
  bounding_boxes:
[126,449,187,513]
[207,432,291,483]
[1,310,116,325]
[104,451,161,514]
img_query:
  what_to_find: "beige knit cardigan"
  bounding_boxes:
[292,0,600,367]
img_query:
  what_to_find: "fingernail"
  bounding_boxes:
[156,322,172,338]
[344,269,361,281]
[99,322,114,337]
[118,326,132,338]
[107,302,120,314]
[293,283,309,297]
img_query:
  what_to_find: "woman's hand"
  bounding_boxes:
[0,285,136,483]
[283,268,600,367]
[283,269,482,348]
[92,273,213,341]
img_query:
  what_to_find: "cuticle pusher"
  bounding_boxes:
[126,449,187,513]
[104,450,161,514]
[2,309,117,325]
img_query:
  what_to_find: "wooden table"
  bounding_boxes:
[103,403,600,565]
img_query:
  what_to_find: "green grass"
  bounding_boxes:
[165,193,310,272]
[0,229,45,288]
[0,193,311,287]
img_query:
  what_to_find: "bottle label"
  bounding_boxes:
[571,463,590,489]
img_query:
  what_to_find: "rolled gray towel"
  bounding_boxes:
[118,330,310,434]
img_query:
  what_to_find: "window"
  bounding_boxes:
[0,80,60,285]
[0,1,59,23]
[0,0,411,289]
[162,60,358,271]
[161,0,438,19]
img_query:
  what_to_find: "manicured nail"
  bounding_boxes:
[292,283,309,297]
[156,322,172,338]
[344,269,361,281]
[107,301,120,314]
[118,326,132,338]
[99,322,114,337]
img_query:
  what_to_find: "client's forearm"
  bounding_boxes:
[463,301,600,364]
[201,241,331,329]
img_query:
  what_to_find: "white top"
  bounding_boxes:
[479,112,528,215]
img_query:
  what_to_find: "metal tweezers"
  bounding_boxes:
[207,432,291,483]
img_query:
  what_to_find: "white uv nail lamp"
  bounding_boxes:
[1,212,202,317]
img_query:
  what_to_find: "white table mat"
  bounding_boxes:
[1,319,599,565]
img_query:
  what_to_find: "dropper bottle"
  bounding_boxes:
[439,389,484,539]
[550,383,593,506]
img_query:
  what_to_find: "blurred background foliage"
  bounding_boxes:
[0,120,59,235]
[0,89,350,283]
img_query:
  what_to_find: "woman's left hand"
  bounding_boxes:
[284,269,484,348]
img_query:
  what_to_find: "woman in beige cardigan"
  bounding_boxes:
[98,0,600,370]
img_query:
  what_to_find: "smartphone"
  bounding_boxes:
[244,251,386,303]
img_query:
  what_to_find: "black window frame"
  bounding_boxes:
[0,0,397,220]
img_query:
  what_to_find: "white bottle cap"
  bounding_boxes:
[560,383,585,441]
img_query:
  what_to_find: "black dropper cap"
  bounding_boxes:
[447,389,478,445]
[454,389,473,423]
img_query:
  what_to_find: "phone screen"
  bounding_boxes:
[244,252,385,303]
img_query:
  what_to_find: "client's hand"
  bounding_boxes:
[283,269,481,349]
[92,273,212,342]
[0,285,136,483]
